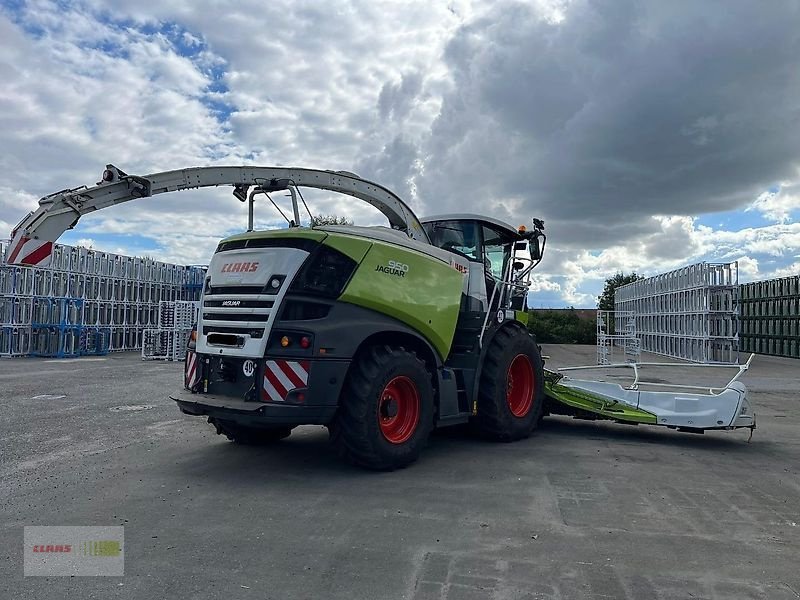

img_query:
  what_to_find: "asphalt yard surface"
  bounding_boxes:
[1,345,798,599]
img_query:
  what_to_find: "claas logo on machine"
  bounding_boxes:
[221,262,259,273]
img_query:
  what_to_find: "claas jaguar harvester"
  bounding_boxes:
[10,165,757,469]
[9,165,547,469]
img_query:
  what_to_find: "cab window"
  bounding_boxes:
[423,220,482,261]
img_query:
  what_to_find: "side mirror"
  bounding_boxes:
[530,237,541,261]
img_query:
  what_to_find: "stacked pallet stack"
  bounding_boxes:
[142,300,199,361]
[740,275,800,358]
[596,310,641,365]
[615,262,740,363]
[1,241,206,358]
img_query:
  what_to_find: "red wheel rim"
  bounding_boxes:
[507,354,535,417]
[378,376,420,444]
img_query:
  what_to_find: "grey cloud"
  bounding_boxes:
[378,72,423,120]
[384,0,800,245]
[642,219,701,261]
[356,135,419,205]
[5,0,799,303]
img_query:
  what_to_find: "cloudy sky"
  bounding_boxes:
[1,0,799,307]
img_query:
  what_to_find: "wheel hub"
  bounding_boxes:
[381,396,399,418]
[378,376,420,444]
[506,354,535,418]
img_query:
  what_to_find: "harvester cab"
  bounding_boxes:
[421,214,545,318]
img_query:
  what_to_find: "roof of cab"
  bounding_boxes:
[419,213,522,239]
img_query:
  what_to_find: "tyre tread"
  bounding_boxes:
[474,325,545,442]
[330,345,433,470]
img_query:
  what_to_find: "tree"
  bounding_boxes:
[598,272,644,311]
[527,308,596,345]
[311,214,353,226]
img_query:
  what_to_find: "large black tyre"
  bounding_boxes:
[329,345,434,471]
[210,418,294,445]
[473,325,545,441]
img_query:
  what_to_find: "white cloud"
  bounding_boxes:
[769,261,800,279]
[735,255,760,282]
[2,0,800,307]
[747,185,800,224]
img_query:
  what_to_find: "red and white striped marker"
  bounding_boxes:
[185,350,201,390]
[262,360,310,402]
[6,235,54,267]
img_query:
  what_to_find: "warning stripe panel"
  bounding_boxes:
[185,350,199,389]
[261,360,310,402]
[287,361,309,385]
[6,236,28,264]
[7,237,54,266]
[21,241,54,266]
[262,371,284,403]
[267,360,294,393]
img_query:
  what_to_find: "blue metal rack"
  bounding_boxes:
[30,296,85,358]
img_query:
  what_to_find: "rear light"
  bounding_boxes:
[271,332,313,353]
[188,327,198,349]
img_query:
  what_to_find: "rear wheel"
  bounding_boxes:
[473,326,544,441]
[330,345,434,470]
[210,418,294,445]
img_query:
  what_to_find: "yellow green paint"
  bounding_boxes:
[544,381,657,424]
[340,243,463,359]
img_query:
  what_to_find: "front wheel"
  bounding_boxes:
[473,326,545,441]
[329,345,434,470]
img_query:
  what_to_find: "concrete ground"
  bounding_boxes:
[0,345,798,599]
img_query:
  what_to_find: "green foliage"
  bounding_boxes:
[527,308,596,344]
[311,214,354,226]
[598,272,644,310]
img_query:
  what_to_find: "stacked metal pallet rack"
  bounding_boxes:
[1,241,206,358]
[596,310,641,365]
[142,300,199,361]
[615,262,740,363]
[740,275,800,358]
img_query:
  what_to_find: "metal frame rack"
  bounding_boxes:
[615,262,740,364]
[596,310,641,365]
[1,241,205,358]
[740,275,800,358]
[142,300,199,361]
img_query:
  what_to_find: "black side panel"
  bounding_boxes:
[436,367,466,426]
[450,308,484,354]
[276,300,472,425]
[276,299,443,364]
